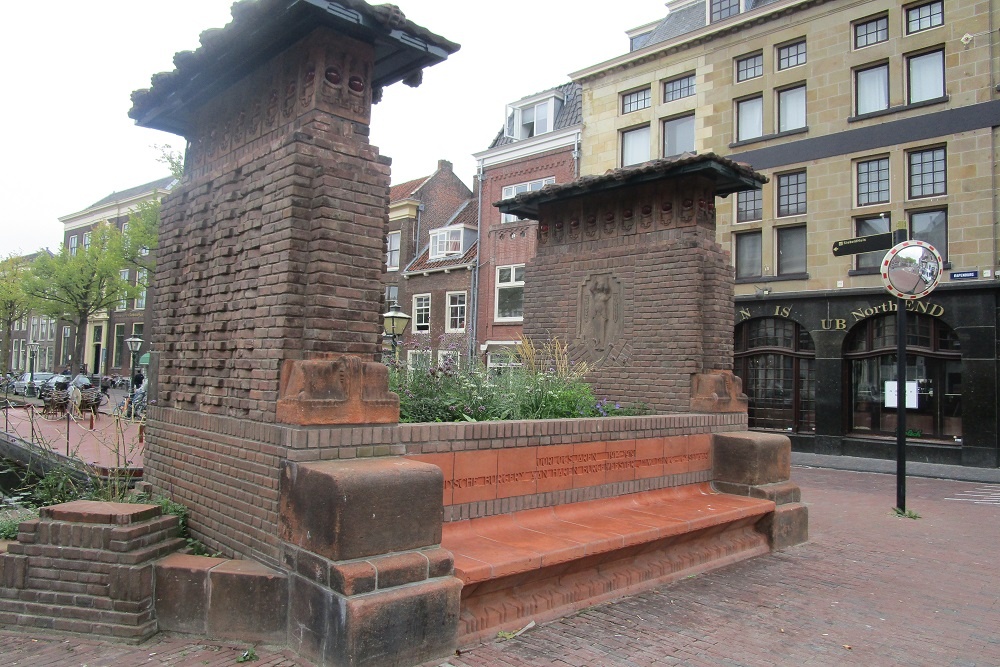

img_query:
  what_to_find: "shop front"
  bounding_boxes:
[733,283,998,467]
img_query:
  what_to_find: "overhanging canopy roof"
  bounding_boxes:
[129,0,460,136]
[495,153,767,220]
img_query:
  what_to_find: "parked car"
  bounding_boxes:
[12,372,55,396]
[38,374,71,400]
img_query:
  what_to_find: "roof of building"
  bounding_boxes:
[86,176,177,210]
[129,0,460,135]
[487,81,582,150]
[389,174,432,202]
[495,152,768,218]
[639,0,786,50]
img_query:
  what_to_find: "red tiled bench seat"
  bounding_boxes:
[442,483,775,643]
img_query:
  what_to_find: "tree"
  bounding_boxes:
[120,145,182,286]
[0,254,35,375]
[21,223,136,374]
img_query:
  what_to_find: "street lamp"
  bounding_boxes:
[27,341,40,398]
[382,302,411,362]
[125,336,143,397]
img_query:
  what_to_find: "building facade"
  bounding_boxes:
[472,83,582,368]
[57,176,174,377]
[571,0,999,466]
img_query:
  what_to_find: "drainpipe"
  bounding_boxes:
[572,130,582,178]
[469,161,485,363]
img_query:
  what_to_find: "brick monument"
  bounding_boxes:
[499,154,764,414]
[129,2,462,665]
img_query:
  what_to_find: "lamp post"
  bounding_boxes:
[27,341,39,398]
[125,336,143,398]
[382,301,411,363]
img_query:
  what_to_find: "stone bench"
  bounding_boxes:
[417,430,807,644]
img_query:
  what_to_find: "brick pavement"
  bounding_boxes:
[1,465,998,666]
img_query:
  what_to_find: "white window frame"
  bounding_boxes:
[386,231,400,271]
[437,350,461,369]
[505,96,563,140]
[429,227,463,259]
[406,349,432,370]
[135,269,147,310]
[83,232,92,250]
[495,265,525,323]
[118,269,130,310]
[69,235,78,256]
[502,177,555,223]
[446,291,467,333]
[413,294,431,332]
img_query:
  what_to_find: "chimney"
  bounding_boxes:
[438,159,453,172]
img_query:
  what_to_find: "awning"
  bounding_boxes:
[139,353,150,366]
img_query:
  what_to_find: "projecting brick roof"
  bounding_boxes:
[487,81,582,150]
[495,152,768,218]
[86,176,176,210]
[389,175,432,202]
[129,0,460,135]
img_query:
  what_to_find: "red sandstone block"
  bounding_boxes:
[371,552,428,590]
[206,559,287,642]
[329,560,376,596]
[154,553,217,634]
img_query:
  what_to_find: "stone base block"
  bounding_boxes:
[289,574,462,667]
[713,431,791,486]
[760,502,809,550]
[713,480,801,505]
[280,458,443,561]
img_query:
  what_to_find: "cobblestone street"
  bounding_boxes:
[1,463,998,666]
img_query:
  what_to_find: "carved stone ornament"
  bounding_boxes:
[577,273,624,355]
[690,370,749,413]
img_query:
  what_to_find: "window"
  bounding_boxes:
[135,269,147,309]
[777,41,806,70]
[630,31,652,51]
[735,231,762,279]
[711,0,740,23]
[736,54,763,82]
[113,324,126,368]
[855,214,890,269]
[737,190,762,222]
[446,292,467,332]
[777,85,806,133]
[734,318,816,432]
[118,269,130,310]
[30,317,38,342]
[736,96,763,142]
[61,326,71,365]
[386,231,400,270]
[906,1,943,34]
[502,177,555,223]
[846,312,960,439]
[496,265,525,321]
[437,350,460,370]
[854,15,888,48]
[908,147,946,198]
[133,323,144,339]
[385,285,398,305]
[621,126,650,166]
[430,227,462,259]
[413,294,430,332]
[777,225,807,275]
[622,88,651,114]
[856,64,889,115]
[663,114,695,157]
[506,98,562,140]
[83,232,92,250]
[69,235,78,256]
[907,50,944,104]
[910,209,948,260]
[664,74,695,101]
[47,319,56,341]
[857,157,890,206]
[777,171,807,217]
[406,349,432,370]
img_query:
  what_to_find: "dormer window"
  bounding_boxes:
[430,227,463,259]
[505,95,564,140]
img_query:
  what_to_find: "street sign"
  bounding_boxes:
[881,240,943,300]
[831,232,894,257]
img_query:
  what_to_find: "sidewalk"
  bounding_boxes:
[1,461,998,666]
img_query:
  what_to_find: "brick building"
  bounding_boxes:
[570,0,999,466]
[472,83,582,367]
[3,252,57,376]
[57,176,174,376]
[383,160,474,365]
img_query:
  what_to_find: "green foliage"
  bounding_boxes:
[0,510,36,540]
[24,466,84,506]
[0,254,36,375]
[237,647,259,663]
[121,199,159,281]
[154,143,184,179]
[389,337,650,423]
[892,506,921,519]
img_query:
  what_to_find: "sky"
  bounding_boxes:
[0,1,663,257]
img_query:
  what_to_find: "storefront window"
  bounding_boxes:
[734,318,816,432]
[845,313,961,439]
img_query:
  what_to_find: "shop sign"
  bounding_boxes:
[950,271,978,280]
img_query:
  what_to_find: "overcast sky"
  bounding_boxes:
[0,1,662,257]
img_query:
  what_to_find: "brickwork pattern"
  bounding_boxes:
[153,29,388,424]
[524,177,734,412]
[144,405,744,563]
[0,503,182,640]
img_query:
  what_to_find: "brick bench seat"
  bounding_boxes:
[441,483,775,643]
